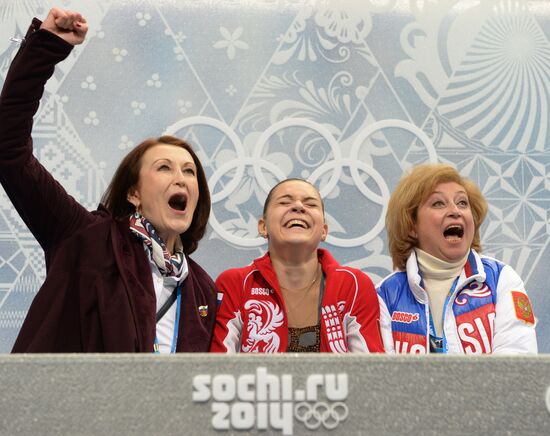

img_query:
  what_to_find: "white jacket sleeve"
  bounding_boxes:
[378,295,395,353]
[491,265,537,354]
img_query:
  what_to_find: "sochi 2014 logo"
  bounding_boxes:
[192,367,348,435]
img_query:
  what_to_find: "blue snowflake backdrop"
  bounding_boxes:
[0,0,549,352]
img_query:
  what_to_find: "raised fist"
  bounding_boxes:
[40,7,88,45]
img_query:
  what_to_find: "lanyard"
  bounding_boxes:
[153,283,182,354]
[428,277,458,354]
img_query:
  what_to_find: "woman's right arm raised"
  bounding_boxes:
[0,8,94,250]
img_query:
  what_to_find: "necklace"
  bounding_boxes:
[280,264,321,318]
[280,263,320,294]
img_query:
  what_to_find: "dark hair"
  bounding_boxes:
[262,178,324,216]
[101,135,210,254]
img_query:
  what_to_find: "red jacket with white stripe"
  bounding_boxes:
[210,249,384,353]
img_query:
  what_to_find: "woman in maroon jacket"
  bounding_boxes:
[0,8,216,353]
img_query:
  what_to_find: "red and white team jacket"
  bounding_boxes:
[377,250,537,354]
[210,249,384,353]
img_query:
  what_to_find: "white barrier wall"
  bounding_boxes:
[1,354,550,435]
[0,0,549,351]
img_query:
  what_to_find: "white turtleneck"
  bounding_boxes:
[415,248,468,337]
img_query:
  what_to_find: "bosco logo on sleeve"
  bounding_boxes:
[511,291,535,325]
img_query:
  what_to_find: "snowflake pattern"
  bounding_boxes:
[225,84,237,96]
[213,26,249,60]
[81,76,97,91]
[136,12,151,27]
[83,111,99,126]
[112,47,128,62]
[146,73,162,88]
[177,99,192,114]
[118,135,135,150]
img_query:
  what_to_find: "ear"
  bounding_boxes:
[127,186,141,209]
[409,225,418,239]
[321,222,328,241]
[258,217,267,238]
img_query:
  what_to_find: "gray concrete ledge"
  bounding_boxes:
[1,354,549,435]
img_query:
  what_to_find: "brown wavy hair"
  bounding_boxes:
[101,136,210,254]
[386,163,487,270]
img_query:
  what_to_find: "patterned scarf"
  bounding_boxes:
[129,212,186,281]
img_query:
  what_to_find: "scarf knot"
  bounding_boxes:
[129,213,186,280]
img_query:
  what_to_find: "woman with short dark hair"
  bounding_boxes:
[0,8,216,353]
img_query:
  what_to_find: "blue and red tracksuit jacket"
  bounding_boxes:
[376,250,537,354]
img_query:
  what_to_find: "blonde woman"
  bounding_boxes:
[377,164,537,354]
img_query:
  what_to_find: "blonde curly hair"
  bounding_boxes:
[386,163,488,270]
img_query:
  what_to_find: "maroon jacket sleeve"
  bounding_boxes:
[176,257,218,352]
[0,21,95,252]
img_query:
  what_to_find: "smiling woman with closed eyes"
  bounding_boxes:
[377,164,537,354]
[210,178,384,353]
[0,8,216,353]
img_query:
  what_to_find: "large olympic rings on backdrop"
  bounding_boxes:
[165,116,247,201]
[165,116,436,249]
[350,118,438,166]
[294,401,349,430]
[310,158,389,247]
[253,118,390,248]
[166,116,287,248]
[253,118,343,194]
[209,156,286,247]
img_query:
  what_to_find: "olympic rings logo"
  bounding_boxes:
[294,401,349,430]
[166,116,437,248]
